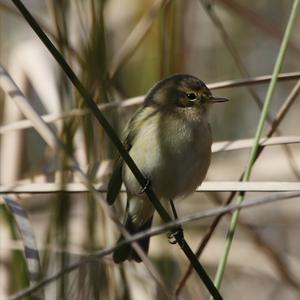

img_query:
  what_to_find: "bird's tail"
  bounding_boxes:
[113,216,153,263]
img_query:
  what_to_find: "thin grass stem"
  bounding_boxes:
[212,0,300,292]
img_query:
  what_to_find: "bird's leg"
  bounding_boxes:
[138,177,151,194]
[167,199,184,245]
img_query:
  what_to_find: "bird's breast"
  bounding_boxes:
[123,110,212,199]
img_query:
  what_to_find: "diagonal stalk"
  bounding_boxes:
[10,0,222,298]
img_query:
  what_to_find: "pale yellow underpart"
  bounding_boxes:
[123,105,212,227]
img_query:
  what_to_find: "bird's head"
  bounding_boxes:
[145,74,228,113]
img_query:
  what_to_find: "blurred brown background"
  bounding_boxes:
[1,0,300,299]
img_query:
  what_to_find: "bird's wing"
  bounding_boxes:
[106,158,123,205]
[106,107,144,205]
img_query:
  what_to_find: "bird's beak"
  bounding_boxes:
[208,95,229,103]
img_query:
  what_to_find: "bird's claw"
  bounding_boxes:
[167,232,177,244]
[167,227,184,245]
[139,178,151,194]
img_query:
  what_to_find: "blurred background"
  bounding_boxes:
[1,0,300,299]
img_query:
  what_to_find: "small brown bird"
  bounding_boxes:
[107,74,228,263]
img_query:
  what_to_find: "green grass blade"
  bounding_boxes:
[213,0,300,292]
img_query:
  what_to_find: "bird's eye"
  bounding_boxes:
[186,92,196,100]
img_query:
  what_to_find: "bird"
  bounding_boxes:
[107,74,228,263]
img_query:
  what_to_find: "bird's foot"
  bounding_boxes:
[167,226,184,245]
[139,178,151,194]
